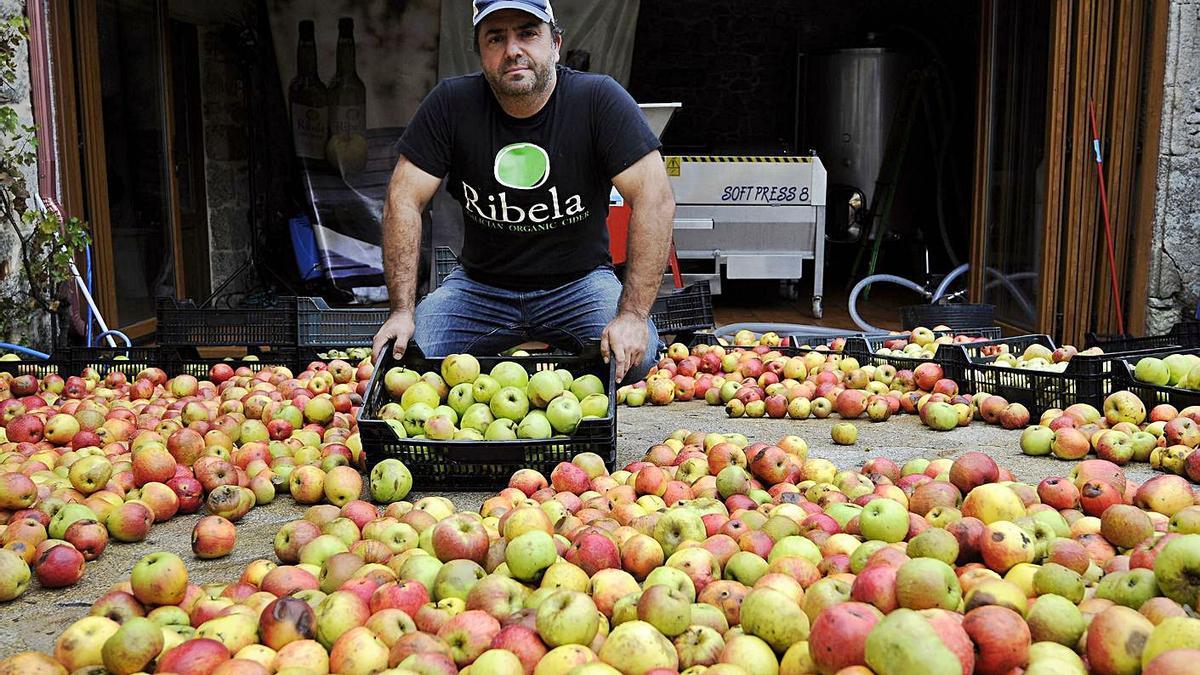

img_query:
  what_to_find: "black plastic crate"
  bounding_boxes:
[1085,320,1200,351]
[684,332,819,357]
[1112,347,1200,409]
[900,303,995,331]
[650,281,715,336]
[433,246,459,290]
[0,353,68,378]
[942,334,1175,413]
[844,326,1005,372]
[156,296,298,348]
[357,341,616,491]
[296,297,389,349]
[70,347,167,379]
[163,347,300,379]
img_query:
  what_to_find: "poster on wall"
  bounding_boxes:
[267,0,641,302]
[267,0,441,301]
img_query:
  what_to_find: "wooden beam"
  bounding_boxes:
[73,0,118,325]
[1038,0,1072,338]
[157,1,187,300]
[968,0,994,306]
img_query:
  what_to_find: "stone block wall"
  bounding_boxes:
[1148,0,1200,333]
[0,0,54,349]
[197,24,254,298]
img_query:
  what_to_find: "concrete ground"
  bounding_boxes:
[0,403,1159,659]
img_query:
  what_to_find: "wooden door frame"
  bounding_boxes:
[969,0,1168,340]
[47,0,187,341]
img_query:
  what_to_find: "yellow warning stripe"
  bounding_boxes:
[667,156,814,163]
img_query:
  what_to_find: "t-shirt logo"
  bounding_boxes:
[494,142,550,190]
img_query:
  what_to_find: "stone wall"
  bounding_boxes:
[1147,0,1200,334]
[197,24,253,299]
[0,0,54,349]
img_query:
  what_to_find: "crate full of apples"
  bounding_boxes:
[356,342,616,490]
[1118,349,1200,411]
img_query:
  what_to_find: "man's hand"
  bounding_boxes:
[372,309,416,365]
[600,311,649,382]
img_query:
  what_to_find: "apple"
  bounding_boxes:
[193,515,238,559]
[53,616,121,672]
[831,422,858,445]
[101,616,164,675]
[858,498,908,543]
[598,620,679,673]
[1087,605,1155,675]
[130,551,188,606]
[536,590,599,647]
[35,543,85,588]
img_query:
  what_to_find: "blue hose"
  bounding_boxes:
[92,330,132,348]
[0,342,50,360]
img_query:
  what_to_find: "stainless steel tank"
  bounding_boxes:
[801,48,915,237]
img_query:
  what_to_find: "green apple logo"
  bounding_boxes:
[494,143,550,190]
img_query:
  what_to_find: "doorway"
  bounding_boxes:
[49,0,208,340]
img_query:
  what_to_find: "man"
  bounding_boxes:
[371,0,674,383]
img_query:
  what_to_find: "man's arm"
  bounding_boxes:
[372,155,444,363]
[604,150,675,380]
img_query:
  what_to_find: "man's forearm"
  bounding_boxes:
[381,197,423,313]
[619,194,675,319]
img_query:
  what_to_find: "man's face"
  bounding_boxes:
[478,9,560,98]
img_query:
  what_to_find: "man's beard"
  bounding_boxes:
[486,57,554,98]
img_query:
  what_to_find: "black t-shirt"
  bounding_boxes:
[397,66,661,291]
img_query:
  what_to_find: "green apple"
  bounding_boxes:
[535,590,599,647]
[1026,593,1086,646]
[740,587,809,652]
[859,498,908,543]
[459,403,495,434]
[865,609,963,675]
[368,458,413,503]
[546,396,583,435]
[490,386,530,421]
[895,558,961,611]
[447,383,475,418]
[1134,357,1171,385]
[441,354,480,387]
[401,402,434,437]
[506,530,557,582]
[570,374,605,399]
[484,418,518,441]
[400,380,441,410]
[490,361,530,390]
[528,370,565,408]
[517,411,553,439]
[579,393,609,418]
[472,375,500,404]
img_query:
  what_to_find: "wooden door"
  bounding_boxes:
[970,0,1168,344]
[48,0,194,340]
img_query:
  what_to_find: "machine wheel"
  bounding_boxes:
[780,280,801,301]
[811,296,824,319]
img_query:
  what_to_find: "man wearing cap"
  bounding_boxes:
[371,0,674,383]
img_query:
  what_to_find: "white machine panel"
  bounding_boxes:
[665,156,827,207]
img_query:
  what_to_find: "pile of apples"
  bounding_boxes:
[0,356,416,599]
[1132,353,1200,390]
[377,354,610,441]
[870,326,999,361]
[14,427,1200,675]
[972,341,1102,374]
[1015,390,1200,483]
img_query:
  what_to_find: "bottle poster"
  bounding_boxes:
[267,0,641,300]
[268,0,441,299]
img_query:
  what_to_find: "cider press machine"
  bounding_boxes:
[640,103,828,318]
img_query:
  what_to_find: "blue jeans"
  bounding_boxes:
[414,266,662,383]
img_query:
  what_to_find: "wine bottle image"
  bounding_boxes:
[288,19,328,160]
[326,17,368,175]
